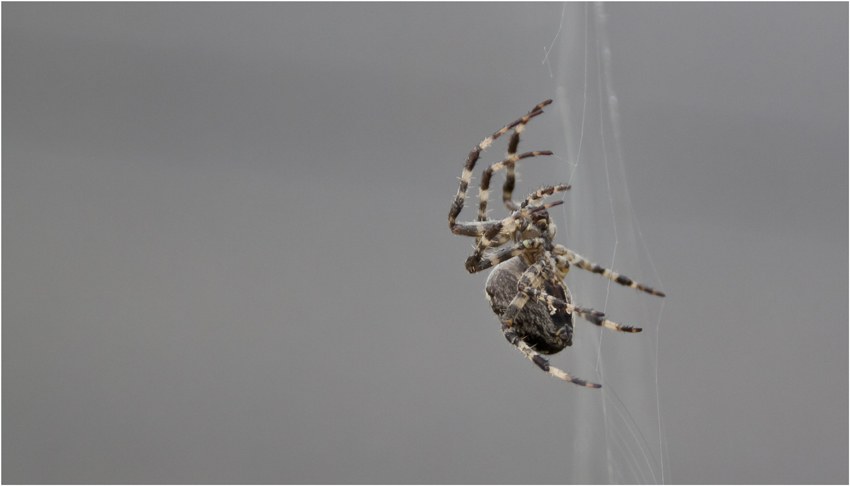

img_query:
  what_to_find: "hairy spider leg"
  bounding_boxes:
[531,252,641,332]
[552,245,666,297]
[519,184,572,210]
[521,287,607,320]
[516,252,631,330]
[477,151,553,223]
[519,265,605,318]
[499,253,600,388]
[553,253,570,280]
[502,100,553,213]
[502,321,600,388]
[475,99,554,222]
[449,100,552,237]
[467,237,549,274]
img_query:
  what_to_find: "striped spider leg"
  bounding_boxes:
[476,100,555,222]
[448,100,552,238]
[553,245,666,297]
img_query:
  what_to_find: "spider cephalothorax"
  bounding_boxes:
[448,100,665,388]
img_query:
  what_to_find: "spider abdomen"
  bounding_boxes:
[484,256,573,355]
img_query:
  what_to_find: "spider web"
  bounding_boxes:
[542,4,669,483]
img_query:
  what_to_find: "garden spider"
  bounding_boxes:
[448,100,665,388]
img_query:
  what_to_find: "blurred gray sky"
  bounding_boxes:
[4,3,847,484]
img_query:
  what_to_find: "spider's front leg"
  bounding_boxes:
[477,150,553,225]
[448,100,551,237]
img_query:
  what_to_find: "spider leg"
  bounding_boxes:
[546,252,643,331]
[466,238,547,274]
[450,220,502,238]
[553,251,570,280]
[521,287,605,319]
[500,122,523,213]
[578,310,643,333]
[501,322,600,388]
[500,254,600,388]
[553,245,666,297]
[519,184,572,210]
[449,100,551,235]
[485,100,554,218]
[503,100,553,213]
[477,151,553,223]
[523,253,620,325]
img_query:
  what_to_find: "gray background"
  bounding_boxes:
[4,3,847,484]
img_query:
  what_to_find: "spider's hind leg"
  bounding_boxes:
[553,245,666,297]
[501,321,601,388]
[499,252,600,388]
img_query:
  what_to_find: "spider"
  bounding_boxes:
[448,100,665,388]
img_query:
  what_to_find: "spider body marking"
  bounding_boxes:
[485,254,574,354]
[448,100,665,388]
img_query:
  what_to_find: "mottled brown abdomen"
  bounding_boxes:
[484,256,573,355]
